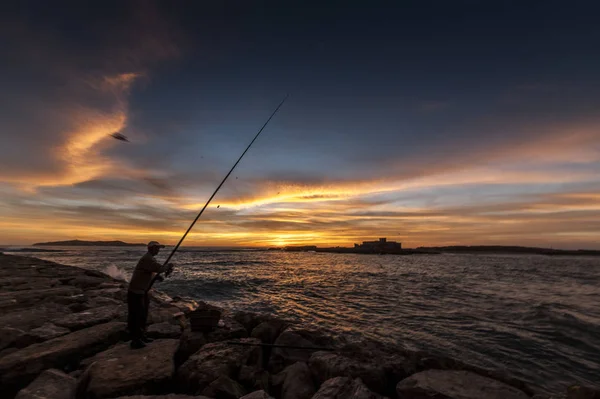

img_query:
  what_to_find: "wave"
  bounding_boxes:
[104,264,131,282]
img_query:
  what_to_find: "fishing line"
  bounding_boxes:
[147,95,289,291]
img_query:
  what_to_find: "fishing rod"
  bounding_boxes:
[147,95,289,291]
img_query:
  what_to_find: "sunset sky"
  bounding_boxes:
[1,1,599,248]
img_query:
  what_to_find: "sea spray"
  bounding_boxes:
[104,264,130,282]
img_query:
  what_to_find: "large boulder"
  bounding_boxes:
[567,385,600,399]
[272,362,315,399]
[268,331,319,373]
[15,369,75,399]
[53,305,125,331]
[233,311,277,334]
[396,369,529,399]
[0,321,126,395]
[309,351,387,395]
[147,322,182,339]
[313,377,385,399]
[175,329,207,367]
[201,375,246,399]
[0,326,24,350]
[238,366,270,393]
[113,396,211,399]
[0,286,83,310]
[176,338,262,395]
[63,276,110,289]
[204,315,248,343]
[251,320,288,344]
[76,339,179,399]
[241,391,274,399]
[15,323,71,348]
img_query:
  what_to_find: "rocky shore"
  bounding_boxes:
[0,253,596,399]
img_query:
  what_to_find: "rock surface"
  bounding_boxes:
[309,351,387,395]
[0,321,126,394]
[177,338,261,394]
[396,369,529,399]
[147,322,182,339]
[241,391,274,399]
[15,323,71,347]
[567,385,600,399]
[53,304,125,331]
[15,369,76,399]
[76,339,179,398]
[313,377,386,399]
[201,375,246,399]
[272,362,315,399]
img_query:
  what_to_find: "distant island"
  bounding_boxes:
[417,245,600,256]
[33,240,145,247]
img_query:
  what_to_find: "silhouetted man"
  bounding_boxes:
[127,241,173,349]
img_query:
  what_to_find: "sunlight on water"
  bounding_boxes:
[13,246,600,394]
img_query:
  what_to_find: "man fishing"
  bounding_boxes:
[127,241,174,349]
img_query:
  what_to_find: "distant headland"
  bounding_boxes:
[33,239,145,247]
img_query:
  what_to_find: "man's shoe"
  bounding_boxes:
[141,335,154,343]
[130,339,146,349]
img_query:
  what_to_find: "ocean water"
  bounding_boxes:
[4,246,599,394]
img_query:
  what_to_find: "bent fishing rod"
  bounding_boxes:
[147,95,289,292]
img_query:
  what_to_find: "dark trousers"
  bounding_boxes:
[127,291,149,341]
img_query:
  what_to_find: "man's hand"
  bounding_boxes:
[155,275,165,283]
[165,263,175,277]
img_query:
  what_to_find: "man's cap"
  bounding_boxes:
[147,241,165,248]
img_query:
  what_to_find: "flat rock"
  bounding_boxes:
[201,375,246,399]
[177,338,261,395]
[15,323,71,348]
[87,287,127,301]
[147,322,182,339]
[0,286,83,310]
[0,304,71,331]
[15,368,75,399]
[76,339,179,399]
[85,295,123,309]
[272,362,315,399]
[396,369,529,399]
[309,351,387,395]
[0,321,126,395]
[63,275,110,289]
[53,305,125,331]
[241,391,274,399]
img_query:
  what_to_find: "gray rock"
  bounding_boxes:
[313,377,385,399]
[0,286,83,310]
[114,395,211,399]
[87,287,127,301]
[233,311,277,334]
[0,303,71,331]
[251,320,288,344]
[238,366,270,393]
[309,351,387,395]
[85,295,123,308]
[567,384,600,399]
[175,329,207,367]
[0,326,24,350]
[205,315,248,343]
[177,338,261,394]
[0,347,19,359]
[147,322,182,339]
[202,375,246,399]
[76,339,179,399]
[396,369,529,399]
[241,391,274,399]
[272,362,315,399]
[147,304,186,325]
[0,321,126,395]
[15,323,70,347]
[268,331,320,373]
[15,369,75,399]
[53,304,125,330]
[63,275,109,288]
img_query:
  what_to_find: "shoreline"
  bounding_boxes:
[0,253,593,399]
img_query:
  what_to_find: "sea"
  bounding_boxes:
[2,246,599,394]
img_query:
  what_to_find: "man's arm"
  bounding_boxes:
[139,254,169,273]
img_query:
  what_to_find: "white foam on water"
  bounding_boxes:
[104,264,131,282]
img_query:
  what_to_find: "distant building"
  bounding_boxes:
[354,237,401,251]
